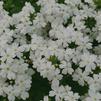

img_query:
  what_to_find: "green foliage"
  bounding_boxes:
[26,72,51,101]
[57,0,65,4]
[94,0,101,9]
[68,42,78,49]
[49,55,61,68]
[60,75,89,96]
[63,16,72,27]
[3,0,40,15]
[85,17,96,30]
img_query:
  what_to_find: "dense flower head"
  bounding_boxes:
[0,0,101,101]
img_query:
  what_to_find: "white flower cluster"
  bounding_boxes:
[0,0,101,101]
[0,2,34,101]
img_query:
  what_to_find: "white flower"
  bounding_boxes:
[85,91,101,101]
[79,52,97,72]
[21,91,29,100]
[72,68,89,86]
[49,79,65,101]
[43,96,49,101]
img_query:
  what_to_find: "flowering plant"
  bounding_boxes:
[0,0,101,101]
